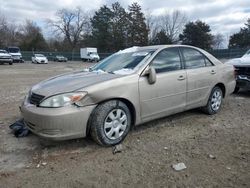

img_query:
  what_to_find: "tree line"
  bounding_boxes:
[0,2,249,53]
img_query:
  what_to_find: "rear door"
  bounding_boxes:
[180,47,216,109]
[139,47,187,122]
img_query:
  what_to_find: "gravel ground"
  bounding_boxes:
[0,61,249,188]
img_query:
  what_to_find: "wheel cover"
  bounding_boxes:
[211,89,222,111]
[104,109,128,140]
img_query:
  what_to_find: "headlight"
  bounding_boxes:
[39,92,87,108]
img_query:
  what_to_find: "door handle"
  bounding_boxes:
[178,75,185,81]
[211,70,216,74]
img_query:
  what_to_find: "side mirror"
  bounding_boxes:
[143,66,156,84]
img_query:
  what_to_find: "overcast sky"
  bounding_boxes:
[1,0,249,41]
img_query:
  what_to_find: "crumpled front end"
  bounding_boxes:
[20,95,96,140]
[235,66,250,90]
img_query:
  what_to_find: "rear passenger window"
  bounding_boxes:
[152,48,181,73]
[182,48,206,69]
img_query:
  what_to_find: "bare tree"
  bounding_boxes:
[0,14,9,47]
[47,7,91,51]
[160,10,187,43]
[145,11,162,44]
[212,33,225,49]
[148,10,187,44]
[0,14,20,47]
[145,9,155,44]
[17,20,48,51]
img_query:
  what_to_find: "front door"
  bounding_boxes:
[139,47,187,122]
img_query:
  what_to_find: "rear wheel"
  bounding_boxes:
[202,86,223,115]
[90,100,131,146]
[9,62,13,65]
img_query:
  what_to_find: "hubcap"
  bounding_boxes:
[211,89,222,111]
[104,109,128,140]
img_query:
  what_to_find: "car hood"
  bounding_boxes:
[31,71,123,97]
[35,57,47,60]
[10,52,21,56]
[0,53,11,57]
[226,57,250,66]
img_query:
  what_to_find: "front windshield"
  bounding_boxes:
[8,47,20,53]
[89,52,98,56]
[0,50,7,53]
[91,50,154,74]
[244,50,250,56]
[35,54,45,57]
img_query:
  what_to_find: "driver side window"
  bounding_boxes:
[151,48,181,73]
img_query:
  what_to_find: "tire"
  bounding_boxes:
[233,86,240,94]
[202,86,223,115]
[90,100,131,146]
[9,62,13,65]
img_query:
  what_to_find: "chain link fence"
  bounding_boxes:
[208,48,248,59]
[21,48,248,61]
[21,51,112,61]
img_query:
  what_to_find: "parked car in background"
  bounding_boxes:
[6,46,23,63]
[0,49,13,65]
[21,45,235,146]
[54,55,68,62]
[226,49,250,93]
[31,54,48,64]
[80,47,100,62]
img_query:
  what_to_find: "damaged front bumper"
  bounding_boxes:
[236,75,250,90]
[20,99,96,141]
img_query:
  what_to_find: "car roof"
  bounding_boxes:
[129,44,222,66]
[7,46,19,48]
[129,44,206,51]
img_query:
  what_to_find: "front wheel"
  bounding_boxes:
[90,100,131,146]
[202,86,223,115]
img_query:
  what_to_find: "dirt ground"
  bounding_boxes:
[0,61,249,188]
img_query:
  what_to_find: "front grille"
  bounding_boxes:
[29,93,45,105]
[235,66,250,76]
[0,56,11,59]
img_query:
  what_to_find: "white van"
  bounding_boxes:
[80,48,100,62]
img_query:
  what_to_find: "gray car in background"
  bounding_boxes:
[226,49,250,93]
[0,50,13,65]
[54,55,68,62]
[6,46,23,63]
[20,45,236,146]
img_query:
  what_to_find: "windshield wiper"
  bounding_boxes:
[107,71,114,74]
